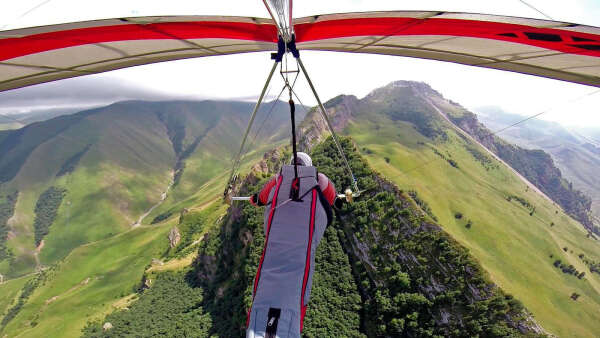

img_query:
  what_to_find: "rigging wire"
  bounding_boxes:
[1,0,54,30]
[490,89,600,137]
[289,70,361,195]
[247,81,276,143]
[263,0,292,40]
[516,0,554,20]
[296,58,360,195]
[249,65,302,148]
[225,60,280,194]
[262,0,286,39]
[236,53,301,175]
[249,86,286,148]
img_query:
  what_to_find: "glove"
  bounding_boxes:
[250,193,258,206]
[334,197,344,210]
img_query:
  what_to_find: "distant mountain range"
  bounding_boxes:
[0,108,83,131]
[476,106,600,223]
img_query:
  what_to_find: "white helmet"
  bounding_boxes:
[291,152,312,166]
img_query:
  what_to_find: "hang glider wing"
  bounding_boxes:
[294,11,600,87]
[1,11,600,92]
[0,16,278,92]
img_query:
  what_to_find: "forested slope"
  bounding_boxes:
[83,137,541,337]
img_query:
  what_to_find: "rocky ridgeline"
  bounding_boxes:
[305,80,594,235]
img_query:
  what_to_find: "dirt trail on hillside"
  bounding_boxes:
[133,173,174,227]
[33,240,44,268]
[423,97,555,205]
[45,277,91,305]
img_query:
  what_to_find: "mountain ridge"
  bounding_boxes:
[0,99,304,278]
[445,105,595,233]
[2,83,600,337]
[298,80,600,336]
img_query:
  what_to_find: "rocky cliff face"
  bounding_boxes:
[298,94,359,152]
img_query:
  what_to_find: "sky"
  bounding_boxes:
[1,0,600,127]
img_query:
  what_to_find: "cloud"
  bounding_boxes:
[0,75,198,114]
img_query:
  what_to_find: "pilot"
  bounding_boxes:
[246,151,336,338]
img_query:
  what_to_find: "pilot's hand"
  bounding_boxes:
[334,197,344,210]
[250,193,259,206]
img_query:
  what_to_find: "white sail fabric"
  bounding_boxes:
[1,11,599,92]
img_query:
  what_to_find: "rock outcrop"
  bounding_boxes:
[298,95,358,152]
[102,322,113,331]
[178,208,189,224]
[168,227,181,248]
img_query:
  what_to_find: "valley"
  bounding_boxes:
[475,107,600,226]
[1,82,599,337]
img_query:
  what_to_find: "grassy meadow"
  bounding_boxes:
[0,275,30,320]
[1,220,173,337]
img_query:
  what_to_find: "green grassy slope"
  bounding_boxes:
[0,99,301,336]
[0,276,30,319]
[0,198,228,338]
[1,222,172,337]
[1,104,176,277]
[83,137,540,337]
[477,107,600,220]
[0,100,301,278]
[144,99,299,224]
[332,82,600,336]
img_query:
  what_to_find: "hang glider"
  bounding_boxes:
[1,11,600,92]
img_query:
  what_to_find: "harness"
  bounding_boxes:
[246,165,331,338]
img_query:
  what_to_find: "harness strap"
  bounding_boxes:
[289,98,300,201]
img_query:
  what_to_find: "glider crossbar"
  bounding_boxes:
[231,196,251,201]
[297,57,360,195]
